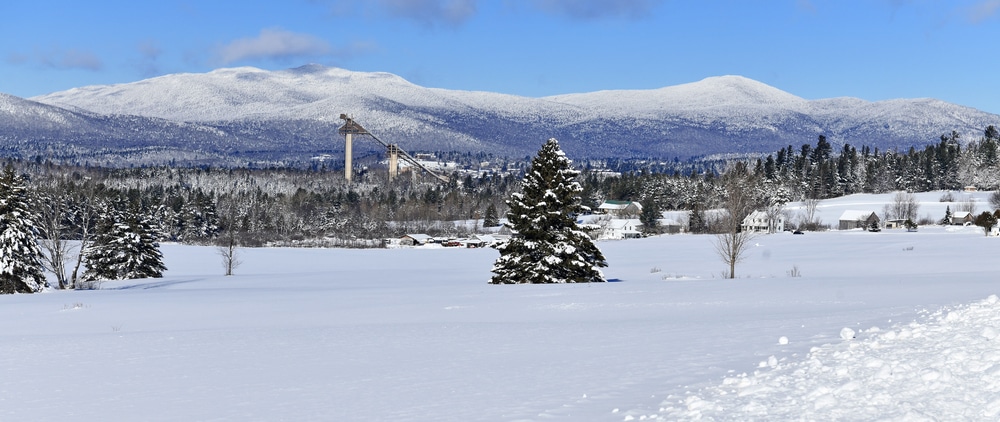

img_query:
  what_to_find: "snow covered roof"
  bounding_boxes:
[474,234,497,243]
[598,200,642,211]
[402,234,433,244]
[953,211,972,218]
[838,210,877,221]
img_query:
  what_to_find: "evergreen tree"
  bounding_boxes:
[83,202,166,282]
[490,138,607,284]
[128,212,167,279]
[941,205,953,225]
[81,203,123,282]
[639,198,661,235]
[0,166,47,294]
[483,203,500,227]
[688,205,708,234]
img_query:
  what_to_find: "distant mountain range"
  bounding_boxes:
[1,64,997,166]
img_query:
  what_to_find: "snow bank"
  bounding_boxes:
[659,295,1000,420]
[2,221,999,421]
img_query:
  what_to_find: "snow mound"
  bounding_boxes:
[658,294,1000,420]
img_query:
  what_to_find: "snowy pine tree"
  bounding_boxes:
[0,166,47,294]
[639,198,661,235]
[490,138,607,284]
[483,204,500,227]
[83,202,166,282]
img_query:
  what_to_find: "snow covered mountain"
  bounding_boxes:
[5,64,999,165]
[0,93,251,165]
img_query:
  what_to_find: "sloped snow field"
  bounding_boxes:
[2,191,999,421]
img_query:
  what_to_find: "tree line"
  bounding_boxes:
[589,125,1000,234]
[3,124,999,291]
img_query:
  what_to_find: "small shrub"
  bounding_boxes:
[650,267,661,273]
[800,222,830,232]
[940,192,955,202]
[75,280,103,290]
[787,265,802,277]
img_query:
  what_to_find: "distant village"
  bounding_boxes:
[392,185,1000,249]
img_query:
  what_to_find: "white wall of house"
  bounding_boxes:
[601,219,643,240]
[741,211,784,233]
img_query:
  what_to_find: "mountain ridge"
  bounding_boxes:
[2,64,997,165]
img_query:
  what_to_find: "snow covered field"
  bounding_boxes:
[2,191,999,421]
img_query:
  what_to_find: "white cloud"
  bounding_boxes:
[136,40,163,77]
[5,48,103,71]
[530,0,661,20]
[217,28,333,64]
[968,0,1000,23]
[379,0,477,27]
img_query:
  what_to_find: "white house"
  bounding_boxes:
[740,210,784,233]
[602,219,643,240]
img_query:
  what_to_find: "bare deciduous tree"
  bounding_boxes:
[68,186,101,289]
[218,238,241,276]
[800,197,821,230]
[886,191,920,221]
[35,189,72,289]
[990,191,1000,210]
[763,183,790,233]
[714,228,757,279]
[714,172,761,279]
[959,196,978,215]
[217,194,243,276]
[35,182,100,290]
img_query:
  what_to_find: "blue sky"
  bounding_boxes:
[2,0,1000,114]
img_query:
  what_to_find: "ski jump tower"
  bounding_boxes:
[337,114,447,183]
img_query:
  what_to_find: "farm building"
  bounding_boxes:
[400,234,433,246]
[597,200,642,217]
[950,211,974,225]
[838,210,880,231]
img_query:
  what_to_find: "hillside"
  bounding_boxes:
[1,65,997,165]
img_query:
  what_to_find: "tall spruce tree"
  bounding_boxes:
[0,166,47,294]
[483,203,500,227]
[639,198,661,235]
[941,205,953,225]
[83,202,166,282]
[490,138,607,284]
